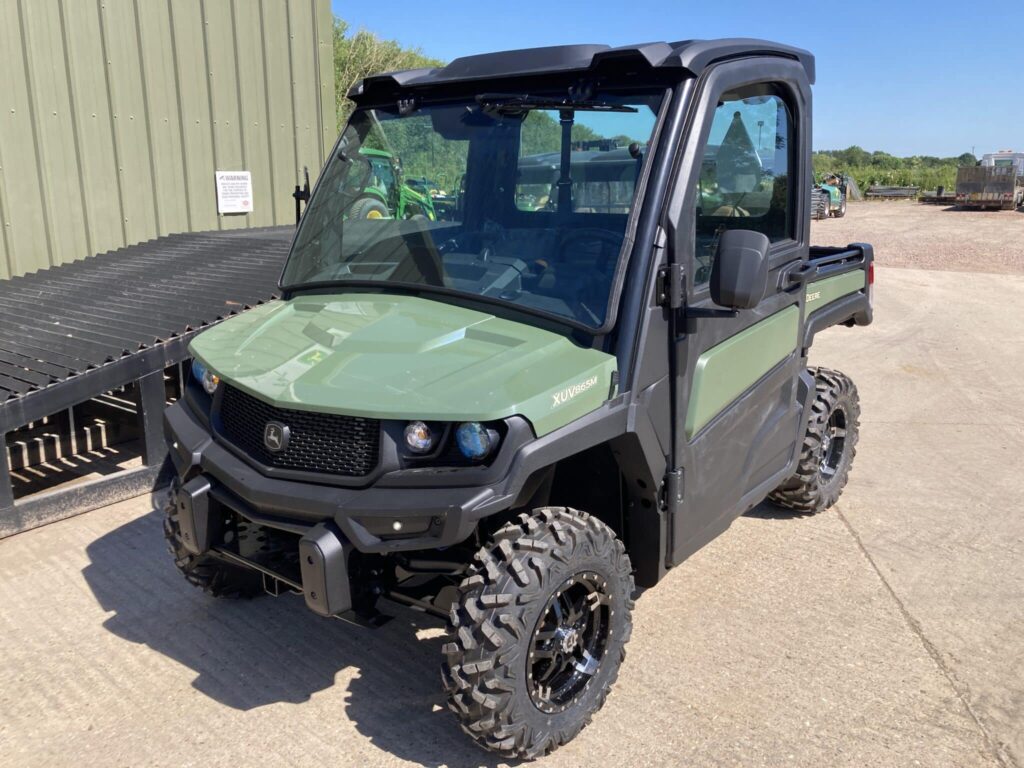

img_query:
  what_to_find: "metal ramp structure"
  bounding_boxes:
[0,228,292,536]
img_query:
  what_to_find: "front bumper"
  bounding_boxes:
[172,472,353,616]
[164,388,633,617]
[164,399,521,555]
[166,398,531,618]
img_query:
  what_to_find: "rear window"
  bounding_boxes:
[515,107,658,214]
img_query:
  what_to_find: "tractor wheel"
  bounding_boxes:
[442,507,634,759]
[833,192,847,218]
[812,190,829,220]
[349,196,389,220]
[768,367,860,514]
[163,473,263,598]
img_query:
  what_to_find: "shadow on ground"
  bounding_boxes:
[941,204,1024,214]
[744,499,813,520]
[82,508,511,768]
[82,503,808,764]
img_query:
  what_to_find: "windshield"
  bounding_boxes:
[281,92,663,328]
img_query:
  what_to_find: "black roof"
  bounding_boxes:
[350,38,814,103]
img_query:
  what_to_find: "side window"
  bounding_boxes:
[694,89,793,285]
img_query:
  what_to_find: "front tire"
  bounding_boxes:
[812,189,829,220]
[442,507,634,759]
[163,480,263,598]
[768,367,860,513]
[833,191,847,218]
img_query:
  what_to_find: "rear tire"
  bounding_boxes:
[163,478,263,598]
[442,507,634,759]
[349,196,389,220]
[768,367,860,514]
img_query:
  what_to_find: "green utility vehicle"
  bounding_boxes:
[162,38,873,759]
[349,147,437,220]
[812,172,849,219]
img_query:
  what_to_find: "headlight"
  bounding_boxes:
[404,421,435,453]
[455,422,498,460]
[191,359,220,395]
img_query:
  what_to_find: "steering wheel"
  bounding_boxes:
[550,228,624,324]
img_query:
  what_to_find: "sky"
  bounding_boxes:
[331,0,1023,157]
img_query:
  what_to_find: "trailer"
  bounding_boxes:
[956,150,1024,210]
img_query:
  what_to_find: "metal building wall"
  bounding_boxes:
[0,0,335,279]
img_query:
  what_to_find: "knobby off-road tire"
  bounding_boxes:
[163,484,263,599]
[768,367,860,513]
[442,507,634,759]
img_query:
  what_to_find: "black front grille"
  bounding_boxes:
[217,385,380,477]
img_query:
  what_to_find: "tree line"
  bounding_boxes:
[813,146,977,192]
[333,18,443,128]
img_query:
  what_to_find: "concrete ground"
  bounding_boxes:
[1,264,1022,767]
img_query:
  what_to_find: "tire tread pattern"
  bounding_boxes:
[162,491,263,599]
[441,507,634,759]
[768,367,860,513]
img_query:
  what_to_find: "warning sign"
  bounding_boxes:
[215,171,254,214]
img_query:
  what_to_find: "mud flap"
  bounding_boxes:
[299,523,353,617]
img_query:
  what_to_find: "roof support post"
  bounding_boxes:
[557,109,574,214]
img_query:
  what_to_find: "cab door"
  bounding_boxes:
[665,62,814,564]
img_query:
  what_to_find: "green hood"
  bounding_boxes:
[189,293,616,436]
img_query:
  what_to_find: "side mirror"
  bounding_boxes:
[710,229,770,309]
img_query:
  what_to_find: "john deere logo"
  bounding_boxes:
[263,422,290,453]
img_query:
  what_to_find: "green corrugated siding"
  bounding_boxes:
[0,0,335,279]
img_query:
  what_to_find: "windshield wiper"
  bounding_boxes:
[476,93,638,116]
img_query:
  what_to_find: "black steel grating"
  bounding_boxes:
[217,385,380,477]
[0,227,291,409]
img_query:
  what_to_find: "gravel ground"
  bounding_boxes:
[811,201,1024,274]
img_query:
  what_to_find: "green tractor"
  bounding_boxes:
[811,172,849,219]
[348,147,437,221]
